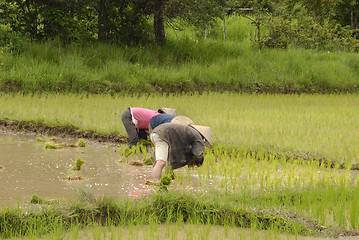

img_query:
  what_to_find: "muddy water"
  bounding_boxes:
[0,133,152,208]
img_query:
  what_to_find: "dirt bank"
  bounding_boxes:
[0,119,127,144]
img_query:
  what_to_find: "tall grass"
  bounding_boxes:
[1,16,358,94]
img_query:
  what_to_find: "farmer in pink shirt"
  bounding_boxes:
[121,107,176,148]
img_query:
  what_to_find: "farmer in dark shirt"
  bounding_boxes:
[150,123,212,180]
[149,114,176,131]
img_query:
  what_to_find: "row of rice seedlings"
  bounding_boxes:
[0,206,66,239]
[0,93,357,164]
[1,189,326,239]
[171,144,359,231]
[40,223,316,240]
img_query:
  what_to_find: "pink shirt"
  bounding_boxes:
[130,107,159,132]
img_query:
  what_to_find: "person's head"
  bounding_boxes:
[189,125,212,148]
[158,107,177,116]
[187,155,204,167]
[171,115,194,125]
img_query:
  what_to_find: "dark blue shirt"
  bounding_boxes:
[150,114,176,130]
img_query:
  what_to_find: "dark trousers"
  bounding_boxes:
[121,108,147,148]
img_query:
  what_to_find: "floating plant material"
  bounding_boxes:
[63,176,83,180]
[65,143,78,147]
[63,170,83,180]
[39,136,80,149]
[30,193,44,204]
[36,137,45,142]
[129,160,143,166]
[71,157,85,170]
[30,194,57,204]
[77,138,86,147]
[44,142,78,149]
[44,143,65,149]
[36,136,57,142]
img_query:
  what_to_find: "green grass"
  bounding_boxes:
[0,92,358,238]
[0,93,357,164]
[0,16,358,94]
[0,191,330,239]
[1,183,357,239]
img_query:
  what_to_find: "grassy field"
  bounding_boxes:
[0,93,359,238]
[1,16,358,94]
[0,93,357,163]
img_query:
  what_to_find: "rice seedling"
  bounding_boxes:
[30,193,45,204]
[76,138,86,147]
[30,194,58,205]
[71,157,85,171]
[36,136,57,142]
[44,142,65,149]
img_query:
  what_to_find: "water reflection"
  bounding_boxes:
[0,133,153,208]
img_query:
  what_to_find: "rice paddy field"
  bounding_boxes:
[0,93,359,239]
[1,13,359,240]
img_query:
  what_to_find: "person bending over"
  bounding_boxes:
[121,107,176,148]
[150,123,212,180]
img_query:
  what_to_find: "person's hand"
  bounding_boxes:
[194,154,204,166]
[188,154,204,167]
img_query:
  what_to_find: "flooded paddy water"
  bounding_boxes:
[2,131,358,209]
[2,132,359,239]
[0,132,153,208]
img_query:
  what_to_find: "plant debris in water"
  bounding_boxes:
[71,157,85,170]
[63,176,83,180]
[44,143,66,149]
[77,138,86,147]
[129,160,143,166]
[44,142,79,149]
[36,136,57,142]
[39,136,87,149]
[30,193,58,204]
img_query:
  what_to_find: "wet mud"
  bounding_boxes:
[0,132,152,208]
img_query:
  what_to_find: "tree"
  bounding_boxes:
[141,0,226,45]
[332,0,359,31]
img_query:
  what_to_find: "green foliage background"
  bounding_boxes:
[0,16,358,95]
